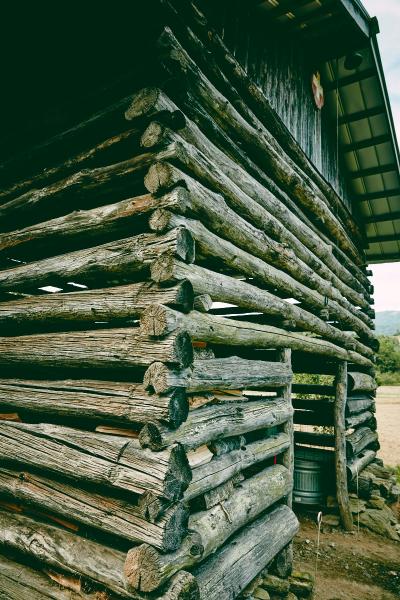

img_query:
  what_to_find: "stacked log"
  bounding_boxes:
[0,1,378,597]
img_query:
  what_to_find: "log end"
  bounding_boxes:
[139,421,165,451]
[160,571,200,600]
[125,543,162,592]
[141,304,177,337]
[144,361,173,394]
[151,254,178,284]
[126,87,161,121]
[145,162,179,194]
[141,121,166,148]
[162,502,190,552]
[166,443,192,499]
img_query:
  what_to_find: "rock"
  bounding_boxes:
[289,571,314,598]
[304,539,311,545]
[349,497,366,514]
[326,495,338,508]
[389,571,398,577]
[322,514,340,526]
[389,485,400,502]
[253,588,271,600]
[329,542,336,548]
[358,509,400,541]
[261,575,290,595]
[366,463,392,479]
[367,496,386,509]
[286,594,298,600]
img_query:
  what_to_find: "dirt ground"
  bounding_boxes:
[294,514,400,599]
[375,386,400,468]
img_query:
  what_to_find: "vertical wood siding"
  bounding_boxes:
[207,0,352,210]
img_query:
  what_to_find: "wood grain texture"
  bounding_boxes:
[334,362,353,531]
[192,504,299,600]
[125,465,290,592]
[150,257,372,357]
[0,467,188,551]
[0,328,193,370]
[139,398,292,451]
[144,357,291,394]
[0,378,188,427]
[0,422,191,500]
[0,227,194,293]
[185,433,290,501]
[0,280,193,334]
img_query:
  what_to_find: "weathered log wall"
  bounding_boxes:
[0,1,377,598]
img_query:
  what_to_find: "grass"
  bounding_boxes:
[376,371,400,386]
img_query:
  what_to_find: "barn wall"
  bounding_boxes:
[205,0,352,211]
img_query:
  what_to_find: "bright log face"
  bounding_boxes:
[0,509,128,598]
[186,433,290,501]
[192,504,299,600]
[0,422,191,501]
[0,467,188,551]
[149,257,372,358]
[0,227,194,293]
[139,398,292,451]
[0,328,193,370]
[141,304,373,367]
[125,465,290,592]
[143,357,292,394]
[0,378,188,428]
[0,281,193,334]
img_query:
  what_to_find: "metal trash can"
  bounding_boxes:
[293,446,335,506]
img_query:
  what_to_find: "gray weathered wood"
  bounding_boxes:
[165,0,365,258]
[141,304,373,366]
[0,280,193,333]
[346,427,379,458]
[150,257,373,358]
[0,141,185,231]
[334,362,353,531]
[144,357,292,394]
[346,397,375,416]
[348,372,377,393]
[0,227,194,293]
[157,28,361,266]
[0,88,184,205]
[125,465,290,592]
[145,161,369,314]
[0,509,129,597]
[0,188,190,261]
[0,328,193,370]
[192,504,299,600]
[0,422,191,500]
[346,411,376,430]
[139,398,292,451]
[0,467,188,551]
[346,449,377,481]
[186,432,290,501]
[150,215,375,350]
[0,378,188,428]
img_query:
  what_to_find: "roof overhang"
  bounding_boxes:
[256,0,400,263]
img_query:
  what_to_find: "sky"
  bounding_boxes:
[360,0,400,311]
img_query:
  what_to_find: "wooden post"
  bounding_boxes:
[274,348,294,578]
[334,361,353,531]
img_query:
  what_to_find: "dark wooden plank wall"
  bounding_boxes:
[205,0,352,211]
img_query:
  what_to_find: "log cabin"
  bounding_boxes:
[0,1,398,598]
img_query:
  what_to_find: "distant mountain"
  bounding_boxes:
[375,311,400,336]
